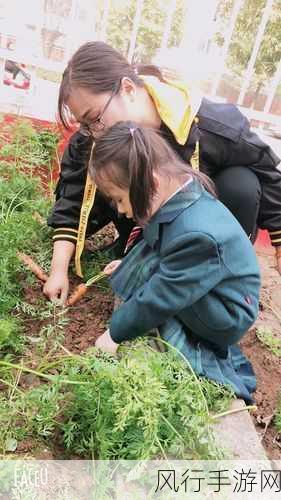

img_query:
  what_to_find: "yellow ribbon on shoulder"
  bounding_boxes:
[142,76,197,145]
[75,143,96,277]
[74,77,201,275]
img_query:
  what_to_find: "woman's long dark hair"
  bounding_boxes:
[58,41,165,128]
[90,121,216,225]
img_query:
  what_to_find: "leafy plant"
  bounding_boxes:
[275,399,281,434]
[0,121,58,366]
[0,118,232,464]
[106,0,185,63]
[0,119,59,168]
[215,0,281,101]
[0,169,51,316]
[0,318,24,354]
[0,118,60,198]
[256,327,281,357]
[0,340,233,459]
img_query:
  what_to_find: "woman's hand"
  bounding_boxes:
[103,259,122,276]
[95,329,119,354]
[43,240,74,304]
[43,271,69,305]
[275,246,281,275]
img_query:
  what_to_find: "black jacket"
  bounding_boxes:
[48,98,281,247]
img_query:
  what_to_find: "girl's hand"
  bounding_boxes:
[103,259,122,276]
[276,246,281,275]
[95,329,119,354]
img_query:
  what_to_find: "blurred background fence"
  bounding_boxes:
[0,0,280,143]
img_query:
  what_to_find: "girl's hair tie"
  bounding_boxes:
[129,127,136,137]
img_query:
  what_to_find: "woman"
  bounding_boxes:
[44,41,281,303]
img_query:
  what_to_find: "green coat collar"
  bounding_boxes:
[143,180,203,248]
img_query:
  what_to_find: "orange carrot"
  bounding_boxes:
[17,252,48,282]
[66,284,88,306]
[66,271,107,307]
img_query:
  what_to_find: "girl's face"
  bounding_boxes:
[104,182,133,219]
[99,172,165,224]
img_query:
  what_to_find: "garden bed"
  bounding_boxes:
[0,117,233,462]
[1,115,280,463]
[242,249,281,460]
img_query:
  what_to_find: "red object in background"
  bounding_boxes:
[3,77,13,86]
[254,229,274,255]
[13,79,30,90]
[255,229,271,247]
[2,113,74,151]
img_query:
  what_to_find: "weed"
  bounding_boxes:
[35,302,69,357]
[256,327,281,357]
[0,119,59,170]
[0,318,24,354]
[275,400,281,434]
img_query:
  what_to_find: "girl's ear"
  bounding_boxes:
[152,172,161,191]
[120,77,137,101]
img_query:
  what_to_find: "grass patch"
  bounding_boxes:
[256,327,281,357]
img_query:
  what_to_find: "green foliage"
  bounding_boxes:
[0,121,57,360]
[200,377,234,414]
[106,0,185,62]
[256,327,281,357]
[0,164,51,316]
[0,394,28,453]
[275,399,281,433]
[0,341,232,459]
[80,250,111,291]
[0,318,24,354]
[215,0,281,90]
[24,384,65,437]
[0,119,59,169]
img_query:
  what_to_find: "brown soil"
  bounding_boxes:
[63,284,114,352]
[21,228,115,356]
[240,249,281,460]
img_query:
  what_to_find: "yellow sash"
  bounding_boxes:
[75,143,96,277]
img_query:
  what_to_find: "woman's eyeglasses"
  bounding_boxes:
[80,81,121,137]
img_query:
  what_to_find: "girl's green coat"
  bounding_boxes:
[110,180,260,345]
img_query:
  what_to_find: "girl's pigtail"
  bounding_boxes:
[128,127,156,224]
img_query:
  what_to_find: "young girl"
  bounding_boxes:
[91,121,260,402]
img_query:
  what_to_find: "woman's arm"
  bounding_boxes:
[43,240,75,303]
[47,130,92,244]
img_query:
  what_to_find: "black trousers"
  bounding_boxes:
[214,166,261,243]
